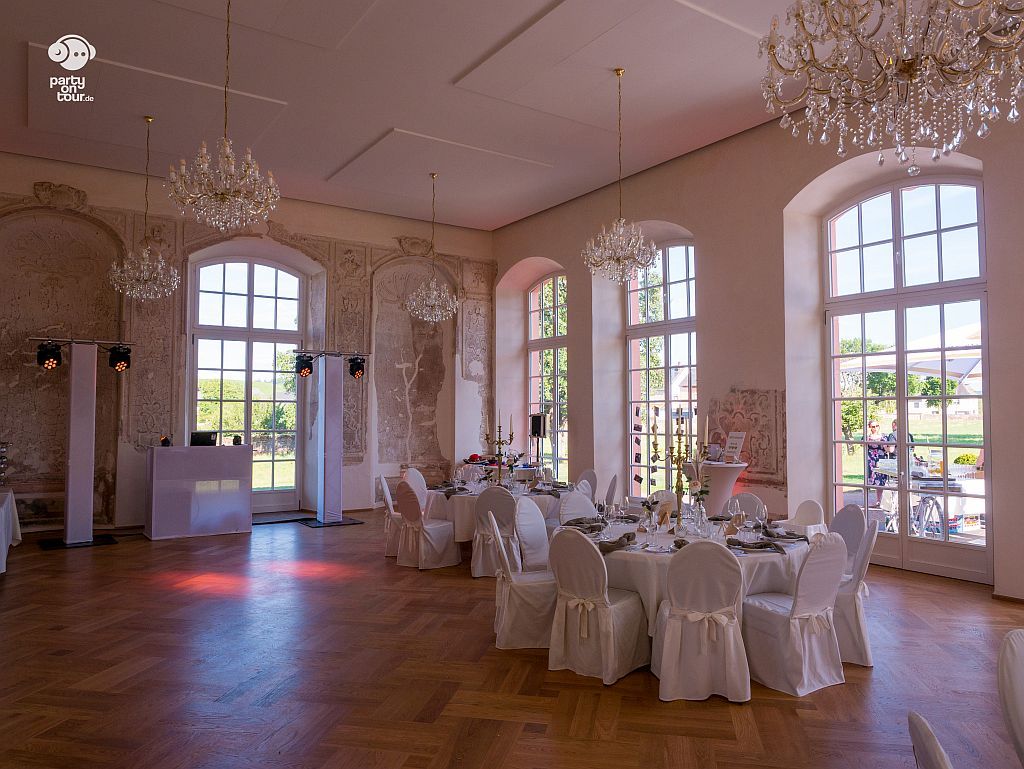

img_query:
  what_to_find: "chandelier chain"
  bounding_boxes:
[143,115,151,233]
[616,67,623,220]
[224,0,230,140]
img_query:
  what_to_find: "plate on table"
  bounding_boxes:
[645,544,674,554]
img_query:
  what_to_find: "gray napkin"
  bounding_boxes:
[564,516,603,527]
[673,538,691,549]
[617,513,641,523]
[598,532,636,554]
[726,537,786,554]
[763,529,809,543]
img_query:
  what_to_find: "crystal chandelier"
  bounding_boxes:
[582,67,658,284]
[405,173,459,323]
[168,0,279,231]
[110,115,181,301]
[760,1,1024,175]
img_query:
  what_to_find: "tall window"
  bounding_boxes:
[192,260,303,499]
[527,274,568,481]
[626,243,697,496]
[826,181,988,563]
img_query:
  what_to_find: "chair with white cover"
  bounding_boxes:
[488,512,557,649]
[648,489,678,512]
[548,528,651,684]
[651,541,750,702]
[396,481,461,570]
[908,711,955,769]
[380,475,403,557]
[728,492,766,520]
[830,503,867,572]
[999,629,1024,768]
[402,466,428,508]
[459,464,486,483]
[471,486,521,578]
[777,499,828,536]
[834,525,878,667]
[742,532,847,696]
[516,496,550,572]
[558,489,598,524]
[604,474,618,508]
[576,469,598,501]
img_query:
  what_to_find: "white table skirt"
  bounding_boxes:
[601,524,809,635]
[1,490,22,575]
[426,491,560,542]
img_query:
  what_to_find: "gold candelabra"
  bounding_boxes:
[484,423,514,486]
[667,417,689,519]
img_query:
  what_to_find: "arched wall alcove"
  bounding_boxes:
[782,149,983,515]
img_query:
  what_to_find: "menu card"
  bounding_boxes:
[723,432,746,462]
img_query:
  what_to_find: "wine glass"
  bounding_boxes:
[754,501,768,534]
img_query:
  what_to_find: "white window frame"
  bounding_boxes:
[526,272,568,481]
[624,240,697,496]
[189,256,305,513]
[822,177,992,583]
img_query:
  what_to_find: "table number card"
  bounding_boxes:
[723,432,746,462]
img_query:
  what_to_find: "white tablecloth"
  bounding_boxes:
[426,490,560,542]
[1,490,21,575]
[601,523,809,635]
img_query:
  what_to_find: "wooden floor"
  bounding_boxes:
[1,515,1022,769]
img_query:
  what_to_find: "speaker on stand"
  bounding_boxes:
[529,413,547,473]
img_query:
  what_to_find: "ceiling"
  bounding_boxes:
[2,0,791,231]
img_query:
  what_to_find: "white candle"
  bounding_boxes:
[703,415,709,446]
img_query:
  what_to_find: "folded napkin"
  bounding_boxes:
[444,488,468,499]
[598,532,636,554]
[707,515,731,522]
[726,537,786,554]
[763,529,809,543]
[564,516,603,527]
[617,513,641,524]
[673,538,691,549]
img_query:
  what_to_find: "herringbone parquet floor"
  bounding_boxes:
[1,514,1022,769]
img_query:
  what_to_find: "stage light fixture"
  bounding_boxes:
[295,353,314,378]
[348,356,365,380]
[36,341,62,370]
[108,345,132,373]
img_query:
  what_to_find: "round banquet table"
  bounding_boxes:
[426,490,561,542]
[600,523,809,635]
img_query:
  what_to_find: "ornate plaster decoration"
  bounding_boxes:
[707,388,787,488]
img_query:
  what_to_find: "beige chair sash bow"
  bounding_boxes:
[794,609,833,634]
[562,592,599,639]
[672,607,736,653]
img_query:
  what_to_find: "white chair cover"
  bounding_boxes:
[380,475,403,557]
[459,464,486,483]
[396,481,461,570]
[742,532,847,696]
[648,489,678,512]
[834,525,878,667]
[489,512,557,649]
[778,499,828,536]
[576,469,598,501]
[999,629,1024,768]
[651,541,750,702]
[471,487,521,578]
[908,711,955,769]
[558,489,598,523]
[604,474,618,508]
[516,497,550,572]
[728,492,765,520]
[547,528,650,684]
[830,503,867,572]
[402,466,428,508]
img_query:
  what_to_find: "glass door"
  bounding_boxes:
[827,293,990,583]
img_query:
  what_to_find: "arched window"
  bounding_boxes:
[626,242,697,496]
[190,259,304,509]
[526,273,568,480]
[825,179,988,575]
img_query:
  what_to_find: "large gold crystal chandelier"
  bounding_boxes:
[168,0,279,231]
[110,116,181,301]
[760,1,1024,174]
[582,67,657,284]
[404,173,459,323]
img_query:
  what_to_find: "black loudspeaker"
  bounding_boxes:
[529,413,547,438]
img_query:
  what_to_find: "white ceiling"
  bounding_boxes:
[2,0,790,231]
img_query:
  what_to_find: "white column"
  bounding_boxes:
[64,343,97,545]
[316,355,344,523]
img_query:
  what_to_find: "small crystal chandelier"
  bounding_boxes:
[405,173,459,323]
[110,116,181,301]
[168,0,279,231]
[582,67,658,284]
[759,1,1024,175]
